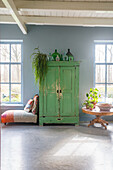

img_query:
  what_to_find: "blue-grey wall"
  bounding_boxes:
[0,24,113,121]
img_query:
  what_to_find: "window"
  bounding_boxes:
[94,42,113,104]
[0,41,23,103]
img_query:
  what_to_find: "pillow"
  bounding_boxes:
[24,99,34,112]
[32,94,39,115]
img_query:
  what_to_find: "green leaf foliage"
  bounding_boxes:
[30,47,48,85]
[89,103,94,108]
[90,88,93,92]
[82,88,101,108]
[86,93,89,97]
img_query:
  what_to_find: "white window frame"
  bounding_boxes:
[94,41,113,103]
[0,40,23,104]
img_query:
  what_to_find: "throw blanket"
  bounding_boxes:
[1,110,37,123]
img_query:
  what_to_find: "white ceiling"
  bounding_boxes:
[0,0,113,34]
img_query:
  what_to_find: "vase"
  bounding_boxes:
[63,53,68,61]
[48,53,54,61]
[60,54,63,61]
[66,49,74,61]
[52,49,60,61]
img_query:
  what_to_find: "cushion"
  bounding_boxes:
[32,94,39,115]
[24,99,34,112]
[1,110,37,123]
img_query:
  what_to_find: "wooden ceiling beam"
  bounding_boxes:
[0,15,15,23]
[15,1,113,11]
[2,0,27,34]
[1,15,113,27]
[24,16,113,27]
[0,1,5,8]
[1,1,113,13]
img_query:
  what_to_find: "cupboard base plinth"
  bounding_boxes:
[39,116,79,125]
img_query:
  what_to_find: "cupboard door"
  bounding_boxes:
[44,67,59,116]
[60,67,75,116]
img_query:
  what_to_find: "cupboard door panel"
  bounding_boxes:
[60,67,75,116]
[46,93,57,114]
[62,93,72,114]
[44,67,59,116]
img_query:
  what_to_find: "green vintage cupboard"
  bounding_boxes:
[39,61,80,125]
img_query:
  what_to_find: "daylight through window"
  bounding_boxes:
[0,41,23,103]
[95,42,113,104]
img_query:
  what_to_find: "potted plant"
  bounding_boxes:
[83,88,101,110]
[30,47,48,85]
[86,88,101,108]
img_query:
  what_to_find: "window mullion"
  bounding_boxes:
[105,45,107,102]
[9,44,11,103]
[21,44,23,104]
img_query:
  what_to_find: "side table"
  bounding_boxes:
[82,107,113,129]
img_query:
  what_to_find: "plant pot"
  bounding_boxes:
[89,107,93,111]
[91,102,97,105]
[93,105,96,109]
[86,104,89,109]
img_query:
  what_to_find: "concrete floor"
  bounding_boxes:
[1,123,113,170]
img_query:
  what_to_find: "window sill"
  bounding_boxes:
[1,103,23,106]
[0,103,24,110]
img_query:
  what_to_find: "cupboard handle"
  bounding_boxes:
[60,90,62,93]
[57,118,61,120]
[57,90,59,93]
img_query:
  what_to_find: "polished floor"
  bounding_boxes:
[1,122,113,170]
